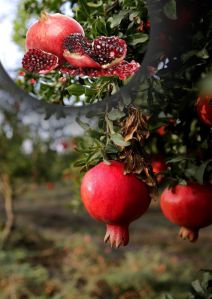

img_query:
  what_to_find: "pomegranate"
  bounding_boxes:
[92,36,127,68]
[22,48,59,74]
[63,34,127,69]
[60,60,140,80]
[196,95,212,126]
[160,183,212,242]
[63,33,100,68]
[80,161,150,248]
[151,154,167,183]
[26,12,84,61]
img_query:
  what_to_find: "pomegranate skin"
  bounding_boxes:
[160,183,212,242]
[26,12,84,61]
[151,154,167,183]
[80,161,151,247]
[196,95,212,126]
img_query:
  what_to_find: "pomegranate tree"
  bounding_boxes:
[80,161,151,248]
[160,183,212,242]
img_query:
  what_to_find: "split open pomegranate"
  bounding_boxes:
[26,12,84,61]
[22,48,59,74]
[22,14,140,80]
[80,161,150,248]
[63,33,127,69]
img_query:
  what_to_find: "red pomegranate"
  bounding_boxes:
[26,12,84,61]
[160,183,212,242]
[196,95,212,126]
[151,155,167,183]
[80,161,151,248]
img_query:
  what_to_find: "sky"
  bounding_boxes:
[0,0,23,76]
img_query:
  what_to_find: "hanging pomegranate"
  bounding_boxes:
[151,154,167,183]
[80,161,151,248]
[196,95,212,126]
[160,183,212,242]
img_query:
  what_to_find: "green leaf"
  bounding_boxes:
[108,10,129,28]
[166,156,190,163]
[87,1,102,8]
[107,109,126,121]
[196,49,209,59]
[128,33,149,46]
[111,134,130,147]
[191,280,205,295]
[76,116,90,131]
[195,159,212,184]
[163,0,177,20]
[105,142,119,154]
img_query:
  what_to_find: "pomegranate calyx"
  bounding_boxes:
[179,226,199,242]
[40,11,49,21]
[104,224,129,248]
[22,48,59,74]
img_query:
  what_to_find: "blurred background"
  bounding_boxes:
[0,0,212,298]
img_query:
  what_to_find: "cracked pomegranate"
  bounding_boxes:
[22,48,59,74]
[196,95,212,126]
[26,12,84,61]
[63,34,127,69]
[60,60,140,80]
[63,33,100,68]
[80,161,150,248]
[160,183,212,242]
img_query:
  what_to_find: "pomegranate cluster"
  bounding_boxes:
[22,12,140,80]
[81,160,212,248]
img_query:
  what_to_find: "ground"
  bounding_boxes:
[0,183,211,299]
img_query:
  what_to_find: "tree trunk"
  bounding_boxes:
[0,174,14,245]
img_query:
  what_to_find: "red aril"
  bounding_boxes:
[63,33,101,68]
[80,161,150,248]
[160,183,212,242]
[63,34,127,69]
[196,95,212,126]
[22,48,59,74]
[26,12,84,62]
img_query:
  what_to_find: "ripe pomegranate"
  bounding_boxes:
[22,48,59,74]
[63,33,100,68]
[196,95,212,126]
[80,161,150,248]
[160,183,212,242]
[63,34,127,69]
[26,12,84,61]
[60,60,140,80]
[151,154,167,183]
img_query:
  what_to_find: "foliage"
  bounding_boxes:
[13,0,212,186]
[15,0,149,105]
